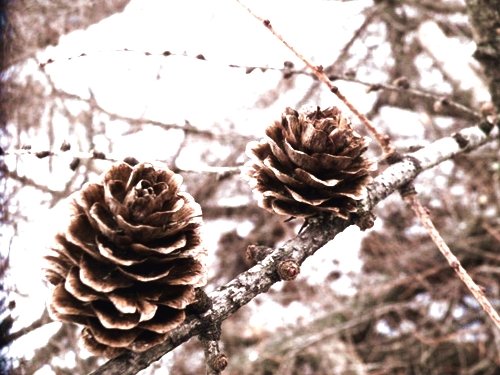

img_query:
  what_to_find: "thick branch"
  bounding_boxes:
[91,121,498,375]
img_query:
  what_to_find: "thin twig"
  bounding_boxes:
[1,148,243,176]
[234,0,394,157]
[347,77,480,120]
[198,320,227,375]
[296,5,380,107]
[404,192,500,330]
[200,337,227,375]
[173,165,243,176]
[36,63,251,142]
[3,309,52,345]
[6,169,59,195]
[38,46,479,121]
[482,222,500,244]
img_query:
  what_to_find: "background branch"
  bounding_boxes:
[465,0,500,110]
[404,191,500,329]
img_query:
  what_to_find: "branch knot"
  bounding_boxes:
[208,354,228,372]
[277,259,300,281]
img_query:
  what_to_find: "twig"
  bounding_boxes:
[202,341,227,375]
[90,121,498,375]
[296,5,380,107]
[348,77,480,120]
[3,309,52,345]
[36,64,251,142]
[403,191,500,330]
[483,222,500,244]
[199,322,228,375]
[1,148,243,176]
[173,165,243,176]
[39,48,284,79]
[6,169,59,195]
[234,0,394,157]
[407,0,466,14]
[38,45,479,121]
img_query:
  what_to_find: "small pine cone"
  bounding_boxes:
[246,107,374,219]
[44,163,206,357]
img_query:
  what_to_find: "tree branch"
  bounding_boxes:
[90,121,498,375]
[1,148,243,177]
[234,0,394,157]
[465,0,500,111]
[404,192,500,329]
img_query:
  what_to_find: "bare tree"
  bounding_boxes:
[1,0,499,374]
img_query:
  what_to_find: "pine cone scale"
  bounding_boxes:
[88,204,128,243]
[65,267,100,302]
[270,199,318,217]
[79,254,134,292]
[51,284,95,317]
[86,320,140,347]
[139,307,185,334]
[282,139,320,172]
[117,259,176,282]
[96,237,144,266]
[81,329,123,358]
[107,293,141,314]
[78,184,105,212]
[129,236,187,255]
[285,186,330,206]
[136,300,158,321]
[157,288,195,309]
[266,137,295,170]
[293,168,340,188]
[313,153,353,170]
[92,300,141,330]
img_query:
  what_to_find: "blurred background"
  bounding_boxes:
[0,0,499,374]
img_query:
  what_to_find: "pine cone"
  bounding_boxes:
[246,107,374,219]
[44,163,206,357]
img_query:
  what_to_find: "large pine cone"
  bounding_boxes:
[44,163,206,357]
[246,107,374,219]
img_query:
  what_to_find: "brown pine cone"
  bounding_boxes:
[246,107,374,219]
[44,163,206,357]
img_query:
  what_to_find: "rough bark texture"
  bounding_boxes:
[90,121,498,375]
[366,121,498,208]
[466,0,500,110]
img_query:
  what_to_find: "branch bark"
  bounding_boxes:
[90,121,498,375]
